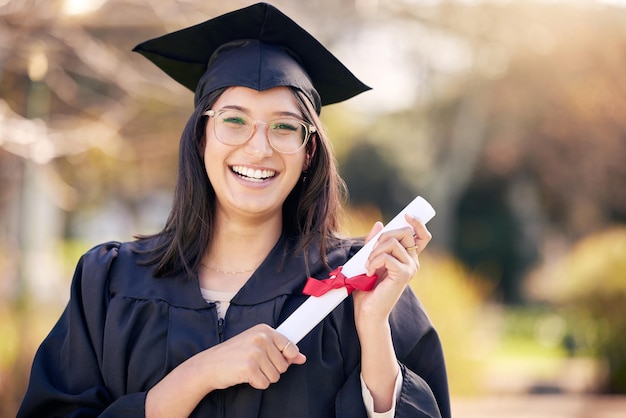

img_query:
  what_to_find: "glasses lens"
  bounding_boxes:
[213,110,253,145]
[268,119,308,154]
[211,109,310,154]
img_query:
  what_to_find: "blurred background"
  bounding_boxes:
[1,0,626,416]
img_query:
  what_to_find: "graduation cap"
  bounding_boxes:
[132,2,370,113]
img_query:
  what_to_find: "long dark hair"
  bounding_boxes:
[138,87,347,278]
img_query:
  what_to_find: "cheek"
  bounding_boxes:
[292,152,307,173]
[202,140,220,181]
[203,134,221,162]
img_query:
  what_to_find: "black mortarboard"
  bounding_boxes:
[132,2,370,113]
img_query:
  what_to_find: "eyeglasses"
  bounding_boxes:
[202,109,316,154]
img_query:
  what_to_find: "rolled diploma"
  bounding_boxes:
[276,196,436,343]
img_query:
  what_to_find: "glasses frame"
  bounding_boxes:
[202,109,316,155]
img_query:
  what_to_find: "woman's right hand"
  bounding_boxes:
[146,324,305,417]
[202,323,306,391]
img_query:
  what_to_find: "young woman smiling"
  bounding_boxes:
[18,4,450,418]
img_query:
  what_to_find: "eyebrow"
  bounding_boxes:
[219,105,304,120]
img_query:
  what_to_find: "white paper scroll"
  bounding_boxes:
[276,196,436,343]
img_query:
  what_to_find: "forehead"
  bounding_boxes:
[214,86,300,112]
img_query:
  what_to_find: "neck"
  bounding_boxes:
[203,212,283,273]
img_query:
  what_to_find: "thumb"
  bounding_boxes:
[282,342,307,365]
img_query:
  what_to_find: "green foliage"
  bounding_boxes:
[527,227,626,393]
[339,142,415,220]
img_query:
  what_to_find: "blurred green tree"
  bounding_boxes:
[339,141,414,220]
[526,227,626,393]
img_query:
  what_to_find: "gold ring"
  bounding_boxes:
[406,245,418,252]
[281,341,292,352]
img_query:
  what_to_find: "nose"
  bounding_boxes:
[244,122,274,157]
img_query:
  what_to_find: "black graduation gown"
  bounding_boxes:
[17,236,450,418]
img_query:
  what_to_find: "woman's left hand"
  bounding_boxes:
[352,214,432,327]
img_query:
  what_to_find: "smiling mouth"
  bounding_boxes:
[231,165,277,182]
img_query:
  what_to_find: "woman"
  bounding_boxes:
[18,3,450,417]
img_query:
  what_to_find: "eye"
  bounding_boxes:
[271,120,300,134]
[222,116,247,125]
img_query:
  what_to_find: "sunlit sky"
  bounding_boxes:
[344,0,626,113]
[403,0,626,6]
[598,0,626,5]
[41,0,626,114]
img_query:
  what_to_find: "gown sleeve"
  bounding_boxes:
[335,287,451,418]
[16,242,147,418]
[327,241,450,418]
[389,286,451,418]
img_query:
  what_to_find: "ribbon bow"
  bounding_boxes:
[302,266,378,296]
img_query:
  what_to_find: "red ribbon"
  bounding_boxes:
[302,266,378,296]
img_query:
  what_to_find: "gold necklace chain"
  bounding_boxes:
[201,262,255,275]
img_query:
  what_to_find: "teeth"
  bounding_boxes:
[232,165,276,180]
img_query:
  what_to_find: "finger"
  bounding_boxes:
[243,327,288,380]
[279,340,292,353]
[255,341,287,386]
[405,214,432,253]
[273,336,305,366]
[366,239,417,277]
[364,221,384,245]
[249,363,280,390]
[368,244,418,274]
[259,357,282,385]
[279,340,307,365]
[241,348,278,389]
[370,227,416,260]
